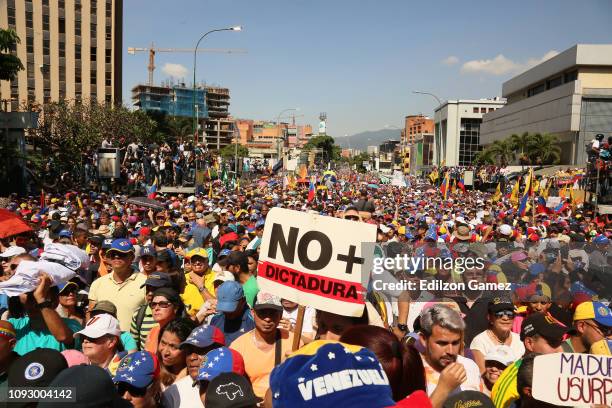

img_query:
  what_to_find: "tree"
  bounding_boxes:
[219,143,249,160]
[510,132,533,164]
[473,148,496,165]
[488,139,515,167]
[350,152,372,172]
[0,28,24,83]
[304,135,341,162]
[526,133,561,165]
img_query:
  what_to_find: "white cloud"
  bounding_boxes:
[442,56,459,66]
[460,50,559,76]
[162,63,188,79]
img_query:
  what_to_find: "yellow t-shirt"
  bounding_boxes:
[182,270,215,317]
[230,329,295,398]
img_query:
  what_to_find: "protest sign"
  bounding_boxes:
[391,170,407,187]
[532,352,611,407]
[257,208,377,317]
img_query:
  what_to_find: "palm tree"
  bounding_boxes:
[167,117,192,143]
[488,139,515,167]
[0,28,24,82]
[510,132,533,164]
[473,148,496,165]
[526,133,561,165]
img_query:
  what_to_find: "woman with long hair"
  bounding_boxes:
[157,318,197,389]
[340,324,427,401]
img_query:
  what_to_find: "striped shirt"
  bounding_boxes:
[491,359,521,408]
[130,305,156,351]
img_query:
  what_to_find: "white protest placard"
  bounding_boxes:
[532,353,611,407]
[546,196,562,208]
[391,170,407,187]
[463,170,474,186]
[257,208,377,317]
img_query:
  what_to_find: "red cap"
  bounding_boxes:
[219,232,239,248]
[139,227,151,237]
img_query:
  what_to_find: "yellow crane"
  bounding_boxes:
[127,43,247,86]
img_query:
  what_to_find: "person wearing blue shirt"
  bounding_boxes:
[210,281,255,345]
[9,272,81,355]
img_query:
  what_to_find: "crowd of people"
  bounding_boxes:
[0,165,610,407]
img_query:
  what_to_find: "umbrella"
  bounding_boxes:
[126,197,166,211]
[367,184,379,189]
[0,209,32,239]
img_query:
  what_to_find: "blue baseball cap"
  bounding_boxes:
[180,325,225,349]
[270,341,395,408]
[58,230,72,238]
[113,351,159,388]
[593,235,610,245]
[216,281,244,313]
[255,219,265,229]
[218,249,231,258]
[140,246,156,258]
[528,263,546,276]
[195,347,245,383]
[140,272,172,289]
[108,238,134,253]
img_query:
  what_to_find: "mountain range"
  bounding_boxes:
[333,129,401,151]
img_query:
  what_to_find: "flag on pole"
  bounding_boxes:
[208,183,213,199]
[307,176,316,203]
[518,169,533,217]
[492,183,502,202]
[451,178,457,194]
[146,176,158,199]
[457,175,466,193]
[77,195,83,209]
[510,178,521,207]
[440,172,450,199]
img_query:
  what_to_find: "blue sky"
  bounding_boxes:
[123,0,612,137]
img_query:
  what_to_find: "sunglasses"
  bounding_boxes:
[150,301,173,309]
[190,259,206,265]
[584,321,612,337]
[108,251,130,259]
[344,215,360,221]
[494,310,515,319]
[116,382,149,397]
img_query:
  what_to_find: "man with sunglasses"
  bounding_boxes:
[491,313,567,408]
[75,313,124,375]
[183,248,215,318]
[561,301,612,354]
[88,239,147,332]
[114,350,162,408]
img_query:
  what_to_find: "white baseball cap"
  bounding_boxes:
[213,270,235,283]
[0,246,26,258]
[484,345,515,366]
[75,314,121,339]
[499,224,513,236]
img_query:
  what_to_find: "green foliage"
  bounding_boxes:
[349,152,372,172]
[479,132,561,166]
[220,143,249,159]
[304,135,341,162]
[146,111,192,143]
[0,28,24,83]
[30,100,158,173]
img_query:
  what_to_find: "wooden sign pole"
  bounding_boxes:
[291,305,305,351]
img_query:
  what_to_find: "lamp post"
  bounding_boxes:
[192,26,242,147]
[276,107,299,168]
[413,90,443,166]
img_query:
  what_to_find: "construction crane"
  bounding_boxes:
[127,43,247,86]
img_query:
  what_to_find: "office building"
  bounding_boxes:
[434,98,506,166]
[402,114,433,173]
[480,44,612,164]
[0,0,123,110]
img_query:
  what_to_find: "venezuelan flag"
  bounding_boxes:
[307,176,316,203]
[440,172,450,199]
[146,176,158,199]
[518,169,533,217]
[457,176,466,193]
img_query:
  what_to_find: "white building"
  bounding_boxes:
[480,44,612,165]
[433,98,506,166]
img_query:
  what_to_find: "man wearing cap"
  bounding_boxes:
[183,247,215,317]
[162,324,225,408]
[0,246,26,278]
[226,251,259,308]
[561,301,612,354]
[88,238,147,331]
[91,300,138,353]
[210,281,255,346]
[75,313,124,375]
[130,271,173,350]
[138,245,158,276]
[0,321,18,388]
[114,350,162,408]
[231,292,297,398]
[491,313,567,408]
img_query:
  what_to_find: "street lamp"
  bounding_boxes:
[276,107,299,167]
[192,25,242,147]
[413,90,443,165]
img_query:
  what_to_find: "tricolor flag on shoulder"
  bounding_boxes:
[518,169,533,217]
[146,176,158,199]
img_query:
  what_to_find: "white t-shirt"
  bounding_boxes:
[422,354,482,396]
[469,330,525,361]
[162,375,203,408]
[283,306,315,335]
